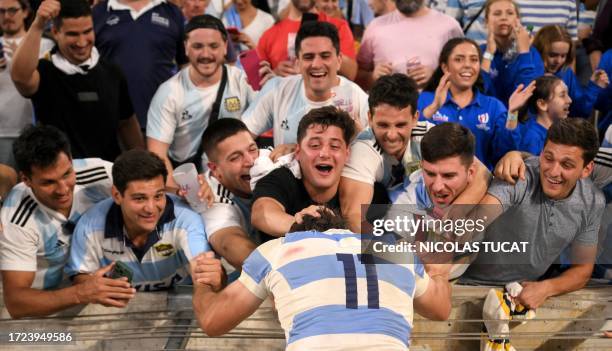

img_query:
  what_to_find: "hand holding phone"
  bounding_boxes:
[109,261,134,284]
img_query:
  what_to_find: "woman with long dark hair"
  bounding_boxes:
[419,37,534,169]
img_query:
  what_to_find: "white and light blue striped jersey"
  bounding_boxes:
[0,158,113,289]
[239,229,430,350]
[200,170,254,241]
[242,75,369,146]
[65,196,210,291]
[388,170,433,211]
[146,65,255,162]
[515,0,578,40]
[342,122,434,189]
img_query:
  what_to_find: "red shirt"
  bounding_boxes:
[257,13,356,69]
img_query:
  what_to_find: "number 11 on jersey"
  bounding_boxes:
[336,253,380,309]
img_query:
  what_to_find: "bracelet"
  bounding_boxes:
[483,51,494,61]
[507,111,518,122]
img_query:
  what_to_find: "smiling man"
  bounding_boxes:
[340,74,435,232]
[460,118,604,309]
[251,106,355,239]
[10,0,144,161]
[0,125,133,318]
[66,150,213,293]
[147,15,259,187]
[243,21,368,147]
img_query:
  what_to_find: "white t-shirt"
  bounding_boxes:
[146,65,255,162]
[242,75,369,146]
[223,9,275,50]
[0,37,54,138]
[342,122,434,189]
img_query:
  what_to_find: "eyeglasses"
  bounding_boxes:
[0,7,21,16]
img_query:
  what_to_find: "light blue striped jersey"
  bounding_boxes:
[239,229,430,350]
[342,122,434,189]
[0,158,113,289]
[146,65,255,162]
[66,196,210,291]
[515,0,578,40]
[388,170,433,211]
[242,75,370,146]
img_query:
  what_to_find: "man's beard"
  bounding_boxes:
[396,0,424,15]
[291,0,315,13]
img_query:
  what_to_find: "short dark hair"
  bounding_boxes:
[13,125,72,177]
[421,123,475,166]
[296,106,356,145]
[201,118,250,161]
[53,0,92,29]
[112,150,168,194]
[545,119,599,165]
[289,207,348,232]
[185,14,227,41]
[369,74,419,115]
[295,21,340,57]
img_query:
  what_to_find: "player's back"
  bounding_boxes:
[240,229,428,350]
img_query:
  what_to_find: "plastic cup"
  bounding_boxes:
[173,163,206,213]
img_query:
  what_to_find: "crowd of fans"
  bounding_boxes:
[1,0,611,347]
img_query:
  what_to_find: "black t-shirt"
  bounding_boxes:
[253,167,341,240]
[31,58,134,161]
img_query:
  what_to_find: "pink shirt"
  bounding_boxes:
[357,9,463,73]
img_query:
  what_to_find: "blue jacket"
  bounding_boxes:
[595,50,612,134]
[418,90,521,169]
[555,67,603,119]
[519,117,548,156]
[481,45,545,107]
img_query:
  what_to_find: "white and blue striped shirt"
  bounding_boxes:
[239,229,430,350]
[66,196,210,291]
[146,65,255,162]
[0,158,112,289]
[242,75,369,146]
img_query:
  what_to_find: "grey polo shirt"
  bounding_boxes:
[461,157,605,285]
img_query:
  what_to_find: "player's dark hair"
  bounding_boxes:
[201,119,251,161]
[296,106,356,145]
[112,150,168,194]
[545,119,599,165]
[53,0,92,29]
[185,14,228,41]
[289,207,348,232]
[425,37,485,93]
[421,123,475,166]
[13,125,72,177]
[295,21,340,57]
[369,74,419,115]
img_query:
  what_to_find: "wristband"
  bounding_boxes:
[483,51,494,61]
[507,111,518,122]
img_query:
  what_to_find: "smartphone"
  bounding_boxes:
[227,26,241,36]
[109,261,133,284]
[239,49,262,91]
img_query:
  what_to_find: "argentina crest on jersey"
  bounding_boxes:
[224,96,241,112]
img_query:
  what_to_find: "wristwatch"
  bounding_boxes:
[483,51,494,61]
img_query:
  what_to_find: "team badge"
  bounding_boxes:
[478,113,489,124]
[154,243,175,257]
[224,97,241,112]
[106,15,120,26]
